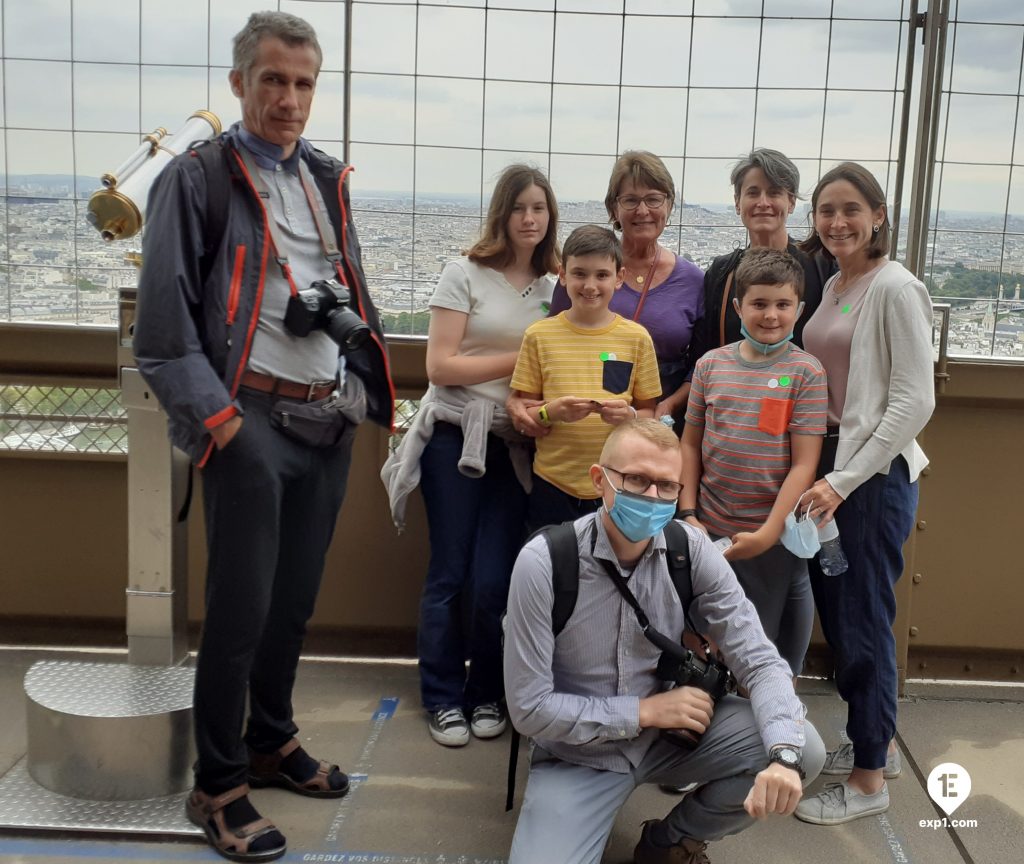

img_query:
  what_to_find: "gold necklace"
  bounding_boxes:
[630,246,661,286]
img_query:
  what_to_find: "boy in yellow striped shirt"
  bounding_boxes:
[511,225,661,531]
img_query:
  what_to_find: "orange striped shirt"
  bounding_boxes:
[685,343,827,535]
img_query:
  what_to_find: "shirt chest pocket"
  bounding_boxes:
[757,397,794,436]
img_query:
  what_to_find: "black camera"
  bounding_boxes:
[284,278,370,353]
[656,644,735,750]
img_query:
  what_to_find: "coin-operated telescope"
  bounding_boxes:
[87,109,223,668]
[87,109,221,241]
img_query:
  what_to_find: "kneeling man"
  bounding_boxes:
[504,419,824,864]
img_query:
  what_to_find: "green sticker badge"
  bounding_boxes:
[841,303,852,315]
[599,351,617,361]
[778,375,792,387]
[540,301,550,314]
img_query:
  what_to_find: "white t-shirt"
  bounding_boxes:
[429,258,555,405]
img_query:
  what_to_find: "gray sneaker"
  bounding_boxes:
[428,707,470,747]
[470,702,507,739]
[794,781,890,825]
[821,742,902,778]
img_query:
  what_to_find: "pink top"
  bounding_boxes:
[802,261,886,426]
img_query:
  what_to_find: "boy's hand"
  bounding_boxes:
[597,398,634,426]
[549,396,594,424]
[724,530,773,561]
[681,513,708,536]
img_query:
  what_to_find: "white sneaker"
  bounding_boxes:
[428,707,470,747]
[821,741,902,778]
[795,781,890,825]
[470,702,507,739]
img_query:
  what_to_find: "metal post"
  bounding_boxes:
[904,0,951,280]
[118,289,191,667]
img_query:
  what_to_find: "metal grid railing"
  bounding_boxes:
[1,2,1022,454]
[0,384,127,454]
[926,1,1024,359]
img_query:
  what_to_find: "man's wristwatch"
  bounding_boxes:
[768,746,805,779]
[677,508,697,519]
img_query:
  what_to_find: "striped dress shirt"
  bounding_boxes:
[504,512,807,774]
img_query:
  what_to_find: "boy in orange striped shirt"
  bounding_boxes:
[680,248,827,675]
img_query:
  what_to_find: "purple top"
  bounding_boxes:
[549,254,705,365]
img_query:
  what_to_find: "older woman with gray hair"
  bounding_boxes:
[688,148,834,366]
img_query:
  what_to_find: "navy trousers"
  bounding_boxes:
[195,390,354,793]
[808,436,918,771]
[418,422,528,711]
[527,474,602,534]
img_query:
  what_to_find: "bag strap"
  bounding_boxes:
[191,140,231,285]
[718,268,735,348]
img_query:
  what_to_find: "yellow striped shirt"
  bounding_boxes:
[511,313,661,498]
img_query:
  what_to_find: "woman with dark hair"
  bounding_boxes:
[381,164,559,748]
[538,150,704,428]
[688,148,834,366]
[793,162,934,826]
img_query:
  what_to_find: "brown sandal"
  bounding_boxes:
[248,738,350,799]
[185,783,286,863]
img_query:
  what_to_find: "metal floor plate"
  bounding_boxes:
[25,660,194,717]
[0,758,201,836]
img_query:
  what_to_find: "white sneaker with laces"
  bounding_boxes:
[470,702,507,739]
[821,741,902,778]
[429,707,470,747]
[795,780,890,825]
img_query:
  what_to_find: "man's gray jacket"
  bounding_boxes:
[133,123,394,465]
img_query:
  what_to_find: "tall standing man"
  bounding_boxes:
[504,419,824,864]
[133,11,394,862]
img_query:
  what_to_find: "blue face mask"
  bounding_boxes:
[780,499,820,558]
[602,469,677,542]
[739,323,795,355]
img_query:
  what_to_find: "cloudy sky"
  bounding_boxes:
[3,0,1022,214]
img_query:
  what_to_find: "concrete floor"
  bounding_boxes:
[0,648,1021,864]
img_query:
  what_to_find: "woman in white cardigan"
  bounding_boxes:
[793,163,935,826]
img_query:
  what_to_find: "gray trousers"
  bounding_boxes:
[508,696,825,864]
[716,540,815,677]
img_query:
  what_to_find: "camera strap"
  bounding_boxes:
[589,525,710,660]
[236,148,344,297]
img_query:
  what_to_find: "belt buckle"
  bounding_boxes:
[308,379,334,401]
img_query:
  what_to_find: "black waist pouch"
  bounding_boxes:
[270,373,367,448]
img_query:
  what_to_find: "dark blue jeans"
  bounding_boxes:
[418,422,528,711]
[808,436,918,771]
[527,474,602,534]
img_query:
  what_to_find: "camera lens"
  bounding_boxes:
[325,306,371,352]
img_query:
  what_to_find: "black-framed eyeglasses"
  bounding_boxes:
[616,193,668,211]
[601,466,682,501]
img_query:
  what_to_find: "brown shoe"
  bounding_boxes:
[634,820,710,864]
[248,737,349,799]
[185,783,286,863]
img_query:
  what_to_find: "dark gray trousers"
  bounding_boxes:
[194,389,354,793]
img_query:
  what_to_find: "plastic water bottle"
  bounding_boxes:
[817,518,849,576]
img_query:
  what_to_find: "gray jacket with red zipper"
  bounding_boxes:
[133,123,395,466]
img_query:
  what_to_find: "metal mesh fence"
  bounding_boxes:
[0,384,127,454]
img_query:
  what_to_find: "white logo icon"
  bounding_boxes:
[927,762,971,816]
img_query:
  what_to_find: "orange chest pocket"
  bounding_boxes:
[757,397,795,436]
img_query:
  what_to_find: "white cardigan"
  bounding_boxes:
[827,259,935,500]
